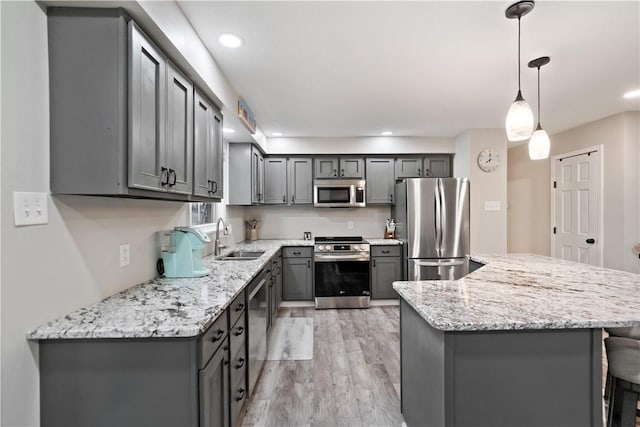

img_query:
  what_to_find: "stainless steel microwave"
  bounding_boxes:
[313,180,366,208]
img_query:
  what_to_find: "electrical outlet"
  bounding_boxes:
[225,224,232,235]
[119,244,130,267]
[13,192,49,226]
[347,221,354,229]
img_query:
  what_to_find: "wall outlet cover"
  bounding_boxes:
[484,201,501,211]
[13,192,49,226]
[119,244,130,267]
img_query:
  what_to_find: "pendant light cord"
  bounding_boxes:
[518,16,522,91]
[537,66,541,123]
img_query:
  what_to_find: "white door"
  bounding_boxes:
[553,150,601,265]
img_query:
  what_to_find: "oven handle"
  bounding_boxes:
[314,254,371,262]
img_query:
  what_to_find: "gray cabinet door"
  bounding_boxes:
[288,158,313,204]
[339,158,365,178]
[424,155,451,178]
[165,62,193,195]
[276,253,283,308]
[371,256,401,299]
[314,157,339,179]
[264,158,287,204]
[199,342,230,427]
[396,157,423,179]
[129,22,167,192]
[365,158,395,204]
[193,92,222,199]
[251,147,264,204]
[282,257,313,300]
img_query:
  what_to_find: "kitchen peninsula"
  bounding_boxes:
[394,253,640,427]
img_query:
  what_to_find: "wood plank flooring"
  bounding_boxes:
[240,306,405,427]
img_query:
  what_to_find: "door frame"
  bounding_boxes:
[550,144,604,266]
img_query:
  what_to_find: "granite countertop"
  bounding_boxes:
[28,238,399,340]
[394,253,640,332]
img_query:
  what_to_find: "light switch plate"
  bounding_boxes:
[13,192,49,226]
[484,201,501,211]
[119,244,130,267]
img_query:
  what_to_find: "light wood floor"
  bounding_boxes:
[240,306,405,427]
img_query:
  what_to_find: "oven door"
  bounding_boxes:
[314,258,371,297]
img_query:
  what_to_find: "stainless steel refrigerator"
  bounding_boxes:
[392,178,470,281]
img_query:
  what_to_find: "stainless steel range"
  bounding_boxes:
[314,236,371,309]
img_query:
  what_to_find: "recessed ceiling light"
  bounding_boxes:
[272,132,283,137]
[623,89,640,98]
[381,131,393,136]
[222,127,235,134]
[218,33,243,48]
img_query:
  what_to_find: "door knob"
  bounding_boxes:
[586,238,595,244]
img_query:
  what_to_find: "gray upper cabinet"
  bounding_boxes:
[48,9,203,201]
[165,62,193,195]
[424,155,452,178]
[314,158,339,179]
[339,158,364,178]
[228,143,264,205]
[264,158,287,204]
[395,157,423,179]
[288,158,313,204]
[193,90,223,200]
[365,158,395,204]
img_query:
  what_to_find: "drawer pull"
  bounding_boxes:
[381,250,390,254]
[234,326,245,336]
[293,251,301,255]
[211,330,225,342]
[235,388,246,401]
[234,357,245,369]
[235,303,245,312]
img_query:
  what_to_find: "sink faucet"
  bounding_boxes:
[214,217,227,256]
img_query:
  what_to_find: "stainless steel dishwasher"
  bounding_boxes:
[247,270,268,395]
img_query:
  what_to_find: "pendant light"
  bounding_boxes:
[527,56,551,160]
[505,1,535,141]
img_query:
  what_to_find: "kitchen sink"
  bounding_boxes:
[217,250,265,260]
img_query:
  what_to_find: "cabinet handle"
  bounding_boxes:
[211,329,225,342]
[418,168,422,176]
[223,345,230,366]
[234,357,245,369]
[211,181,218,194]
[382,250,390,254]
[333,169,337,177]
[292,195,295,203]
[425,168,430,177]
[390,194,393,202]
[168,169,177,186]
[283,195,286,203]
[293,251,301,255]
[307,260,311,268]
[235,303,245,312]
[160,167,169,185]
[277,267,281,274]
[586,238,595,244]
[235,388,246,401]
[233,326,245,336]
[341,168,344,177]
[373,259,376,267]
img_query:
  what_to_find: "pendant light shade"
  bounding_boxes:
[506,91,535,141]
[528,56,551,160]
[528,125,550,159]
[505,1,535,142]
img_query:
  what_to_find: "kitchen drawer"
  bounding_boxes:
[230,370,248,427]
[230,309,247,359]
[199,312,229,368]
[371,245,401,257]
[229,290,246,328]
[283,247,312,258]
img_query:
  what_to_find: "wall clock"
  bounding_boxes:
[477,149,501,172]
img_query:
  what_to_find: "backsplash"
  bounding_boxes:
[245,205,392,240]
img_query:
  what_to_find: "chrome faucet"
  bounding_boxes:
[214,217,227,256]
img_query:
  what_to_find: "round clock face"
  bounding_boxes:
[477,149,500,172]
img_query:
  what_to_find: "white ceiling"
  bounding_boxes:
[178,1,640,139]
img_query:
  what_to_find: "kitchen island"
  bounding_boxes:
[394,253,640,427]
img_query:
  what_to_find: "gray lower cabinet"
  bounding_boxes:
[48,8,206,201]
[38,295,250,427]
[371,246,402,299]
[276,252,283,308]
[365,158,395,204]
[282,247,313,300]
[314,157,339,179]
[264,158,287,204]
[193,90,223,200]
[228,143,265,205]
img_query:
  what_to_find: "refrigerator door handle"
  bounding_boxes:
[415,260,466,267]
[434,180,442,258]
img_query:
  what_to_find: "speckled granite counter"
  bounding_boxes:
[28,240,311,340]
[364,238,402,245]
[28,238,398,340]
[394,253,640,332]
